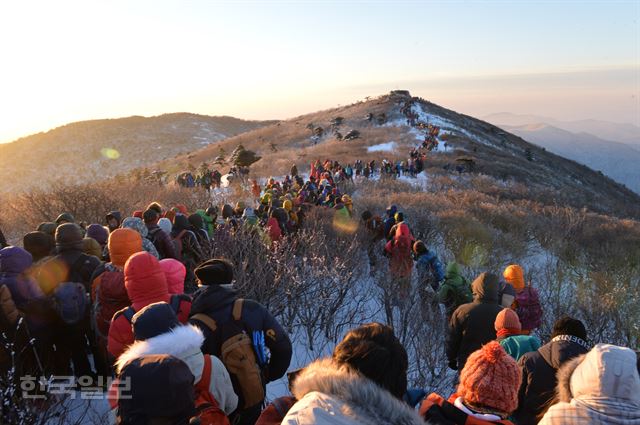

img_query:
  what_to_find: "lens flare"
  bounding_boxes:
[333,215,358,235]
[460,242,489,268]
[100,147,121,159]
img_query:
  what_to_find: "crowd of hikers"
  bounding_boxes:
[1,166,639,425]
[176,169,223,189]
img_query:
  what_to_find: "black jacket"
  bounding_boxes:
[513,335,590,425]
[0,227,7,249]
[48,249,101,293]
[172,216,204,264]
[446,272,502,370]
[189,285,292,383]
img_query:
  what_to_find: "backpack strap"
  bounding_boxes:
[169,294,181,314]
[191,313,218,332]
[173,230,187,241]
[68,254,89,283]
[195,354,212,392]
[232,298,244,321]
[272,397,295,418]
[147,227,161,240]
[122,306,136,323]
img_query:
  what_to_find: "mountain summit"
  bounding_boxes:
[160,91,640,219]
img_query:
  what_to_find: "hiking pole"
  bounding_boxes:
[20,317,45,377]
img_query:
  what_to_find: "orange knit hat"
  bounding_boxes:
[503,264,525,291]
[457,341,522,415]
[495,308,522,332]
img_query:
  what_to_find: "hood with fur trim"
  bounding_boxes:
[542,344,640,425]
[115,324,204,374]
[556,344,640,405]
[288,358,423,425]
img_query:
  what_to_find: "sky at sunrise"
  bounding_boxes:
[0,0,638,143]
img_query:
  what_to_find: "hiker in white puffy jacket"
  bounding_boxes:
[115,302,238,415]
[539,343,640,425]
[282,322,424,425]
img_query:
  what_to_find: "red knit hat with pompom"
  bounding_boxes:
[457,341,522,415]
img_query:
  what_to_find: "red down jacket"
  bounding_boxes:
[384,222,415,279]
[107,252,191,357]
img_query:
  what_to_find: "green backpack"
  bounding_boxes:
[439,275,473,309]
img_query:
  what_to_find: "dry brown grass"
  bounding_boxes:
[0,181,215,243]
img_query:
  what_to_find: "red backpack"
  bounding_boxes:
[194,355,230,425]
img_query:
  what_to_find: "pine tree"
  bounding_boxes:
[525,148,534,162]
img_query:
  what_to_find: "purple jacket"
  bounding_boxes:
[0,246,43,307]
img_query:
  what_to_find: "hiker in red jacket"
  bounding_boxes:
[90,228,142,376]
[384,215,415,298]
[107,252,191,358]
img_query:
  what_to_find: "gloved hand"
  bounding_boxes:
[403,388,428,407]
[448,359,458,371]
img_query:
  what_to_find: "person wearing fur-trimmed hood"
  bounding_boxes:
[539,343,640,425]
[115,302,238,415]
[282,322,424,425]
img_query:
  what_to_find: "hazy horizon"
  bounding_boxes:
[1,1,638,144]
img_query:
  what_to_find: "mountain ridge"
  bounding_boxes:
[0,113,276,194]
[154,92,640,219]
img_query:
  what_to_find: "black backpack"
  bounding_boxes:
[49,255,92,325]
[120,294,190,323]
[146,227,165,259]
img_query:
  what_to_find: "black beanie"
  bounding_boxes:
[55,223,84,251]
[194,259,234,285]
[23,231,55,262]
[55,212,76,225]
[132,302,180,341]
[552,316,587,341]
[37,222,57,238]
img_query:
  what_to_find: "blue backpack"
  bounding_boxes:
[52,282,88,325]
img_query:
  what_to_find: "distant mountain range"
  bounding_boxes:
[484,112,640,147]
[0,113,274,193]
[484,113,640,193]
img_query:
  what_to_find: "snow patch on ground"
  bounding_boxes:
[367,142,397,153]
[383,118,409,128]
[398,171,428,188]
[410,104,494,147]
